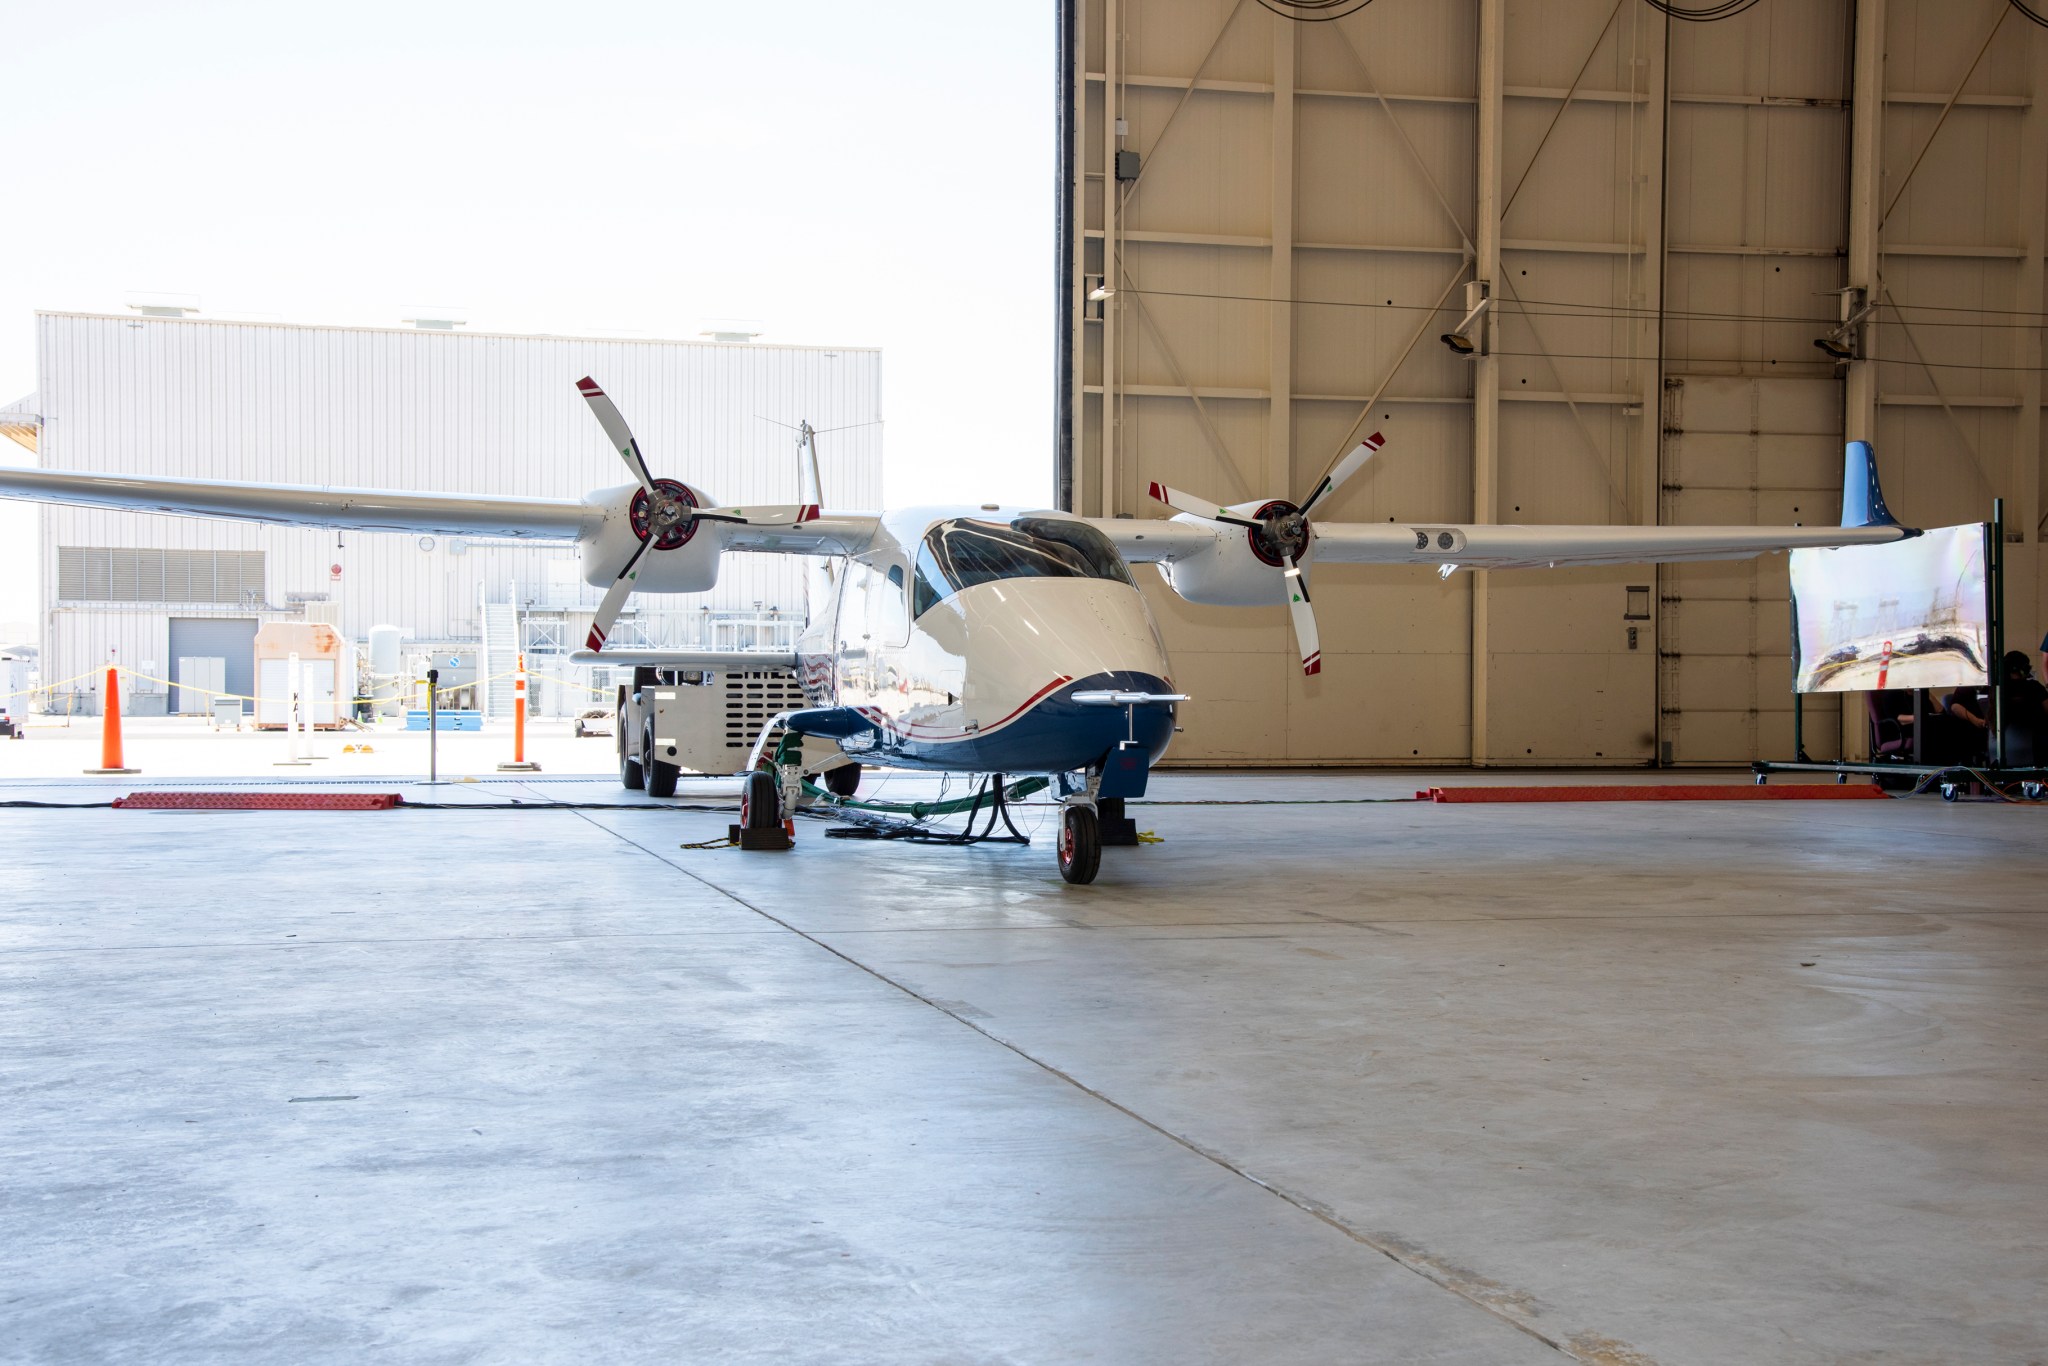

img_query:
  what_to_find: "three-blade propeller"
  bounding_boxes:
[1147,432,1385,676]
[576,377,809,652]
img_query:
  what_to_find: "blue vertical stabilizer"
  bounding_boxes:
[1841,440,1899,528]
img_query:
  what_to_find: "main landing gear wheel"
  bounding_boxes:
[741,770,780,832]
[642,717,679,799]
[824,762,861,798]
[1057,805,1102,885]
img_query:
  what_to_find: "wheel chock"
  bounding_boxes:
[728,823,793,851]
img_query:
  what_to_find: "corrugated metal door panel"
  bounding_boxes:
[1661,375,1842,764]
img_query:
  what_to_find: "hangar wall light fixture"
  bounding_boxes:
[1438,280,1491,358]
[1812,286,1872,364]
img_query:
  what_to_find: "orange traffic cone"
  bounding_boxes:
[86,666,139,775]
[498,653,541,772]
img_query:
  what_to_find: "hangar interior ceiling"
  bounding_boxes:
[1060,0,2048,765]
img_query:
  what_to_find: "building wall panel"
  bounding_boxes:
[35,313,882,695]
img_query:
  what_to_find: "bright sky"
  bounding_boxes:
[0,0,1053,636]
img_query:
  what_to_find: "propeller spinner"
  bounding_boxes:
[1147,432,1385,676]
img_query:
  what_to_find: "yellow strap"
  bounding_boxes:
[6,662,614,708]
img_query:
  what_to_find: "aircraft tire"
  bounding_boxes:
[618,695,644,790]
[1057,805,1101,885]
[824,762,861,798]
[642,717,680,799]
[741,769,781,830]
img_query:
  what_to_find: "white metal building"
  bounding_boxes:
[27,311,882,713]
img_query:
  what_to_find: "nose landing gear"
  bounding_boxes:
[1057,803,1102,885]
[734,768,794,850]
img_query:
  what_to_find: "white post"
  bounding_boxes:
[290,651,304,760]
[276,650,310,766]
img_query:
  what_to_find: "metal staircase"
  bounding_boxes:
[480,598,520,719]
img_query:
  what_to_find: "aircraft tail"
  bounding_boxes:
[1841,440,1899,528]
[798,420,824,516]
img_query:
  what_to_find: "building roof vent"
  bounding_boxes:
[699,317,762,343]
[127,292,201,318]
[401,306,467,330]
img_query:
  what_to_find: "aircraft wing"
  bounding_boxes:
[721,513,880,557]
[1078,517,1229,564]
[569,648,799,671]
[0,466,590,539]
[1086,513,1911,570]
[1307,520,1916,569]
[1087,439,1915,571]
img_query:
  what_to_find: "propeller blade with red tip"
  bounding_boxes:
[576,376,657,495]
[585,539,652,652]
[1146,480,1263,529]
[1298,432,1384,518]
[1282,553,1321,676]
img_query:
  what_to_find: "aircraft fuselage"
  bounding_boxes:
[793,507,1178,776]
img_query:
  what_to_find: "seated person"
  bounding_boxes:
[1946,652,2048,764]
[1923,684,1982,764]
[1869,688,1942,758]
[2004,652,2048,764]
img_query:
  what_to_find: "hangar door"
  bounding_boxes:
[169,618,258,715]
[1659,377,1844,764]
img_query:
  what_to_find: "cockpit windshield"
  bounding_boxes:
[912,516,1136,618]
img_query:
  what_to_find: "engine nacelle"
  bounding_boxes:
[1155,515,1291,607]
[579,481,726,593]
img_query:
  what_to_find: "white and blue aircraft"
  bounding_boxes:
[0,378,1914,882]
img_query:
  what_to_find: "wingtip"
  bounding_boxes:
[1302,654,1322,676]
[1364,431,1385,448]
[1147,481,1168,504]
[575,376,603,395]
[585,627,606,651]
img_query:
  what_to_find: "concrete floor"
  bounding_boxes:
[2,772,2044,1364]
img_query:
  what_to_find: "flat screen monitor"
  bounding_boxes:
[1789,523,1989,694]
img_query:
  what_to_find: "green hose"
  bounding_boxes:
[800,773,1050,819]
[774,731,1048,819]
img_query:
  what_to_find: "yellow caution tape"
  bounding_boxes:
[5,661,615,711]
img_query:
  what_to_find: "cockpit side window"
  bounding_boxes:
[911,517,1136,618]
[1009,517,1137,587]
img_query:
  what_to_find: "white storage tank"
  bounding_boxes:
[367,624,403,678]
